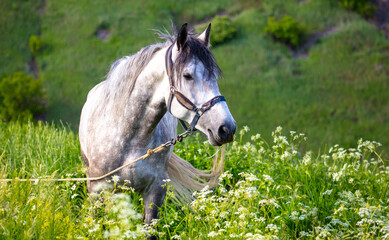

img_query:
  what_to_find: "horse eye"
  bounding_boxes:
[183,73,193,80]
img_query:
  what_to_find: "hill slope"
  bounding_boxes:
[1,0,388,155]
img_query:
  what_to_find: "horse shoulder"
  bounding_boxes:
[87,81,106,100]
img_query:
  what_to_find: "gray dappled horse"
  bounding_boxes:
[79,23,236,231]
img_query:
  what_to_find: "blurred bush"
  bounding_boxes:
[196,15,237,45]
[0,72,46,121]
[264,15,306,48]
[29,35,42,56]
[338,0,376,18]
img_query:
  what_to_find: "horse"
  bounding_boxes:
[79,23,236,234]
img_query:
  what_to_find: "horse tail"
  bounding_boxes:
[167,146,225,203]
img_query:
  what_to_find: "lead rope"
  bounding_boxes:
[0,129,193,183]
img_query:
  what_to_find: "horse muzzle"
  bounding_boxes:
[207,121,236,146]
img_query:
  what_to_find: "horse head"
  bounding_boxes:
[165,23,236,146]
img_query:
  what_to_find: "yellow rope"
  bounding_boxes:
[0,144,166,183]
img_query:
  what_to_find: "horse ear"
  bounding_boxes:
[177,23,188,52]
[198,23,211,47]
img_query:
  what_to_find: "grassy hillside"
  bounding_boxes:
[216,2,389,154]
[0,122,388,239]
[1,0,388,155]
[0,1,41,77]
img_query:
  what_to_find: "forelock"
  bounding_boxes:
[174,35,222,83]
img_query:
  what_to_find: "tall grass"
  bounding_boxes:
[0,122,387,239]
[0,121,82,178]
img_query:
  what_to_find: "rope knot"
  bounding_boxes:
[146,149,154,157]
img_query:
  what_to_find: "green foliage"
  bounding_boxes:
[196,15,238,45]
[338,0,376,18]
[264,15,306,47]
[29,35,42,56]
[0,72,46,122]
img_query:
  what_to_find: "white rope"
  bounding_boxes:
[0,144,166,182]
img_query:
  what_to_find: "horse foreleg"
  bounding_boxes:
[142,182,167,239]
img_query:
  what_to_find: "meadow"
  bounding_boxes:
[0,121,388,239]
[1,0,388,155]
[1,0,389,239]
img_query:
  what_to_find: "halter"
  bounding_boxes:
[165,44,226,132]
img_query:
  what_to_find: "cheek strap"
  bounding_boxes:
[165,44,226,132]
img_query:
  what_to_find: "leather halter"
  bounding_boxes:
[165,44,226,132]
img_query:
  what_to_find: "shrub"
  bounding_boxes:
[28,35,42,56]
[264,15,306,48]
[0,72,46,121]
[338,0,376,18]
[196,15,237,45]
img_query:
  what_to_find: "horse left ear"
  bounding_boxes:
[198,23,211,47]
[177,23,188,52]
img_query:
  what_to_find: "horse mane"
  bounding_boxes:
[104,42,168,103]
[104,25,222,103]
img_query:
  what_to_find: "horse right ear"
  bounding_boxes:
[198,23,211,47]
[177,23,188,52]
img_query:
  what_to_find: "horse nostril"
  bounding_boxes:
[218,125,229,139]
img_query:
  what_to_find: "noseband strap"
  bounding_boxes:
[165,44,226,132]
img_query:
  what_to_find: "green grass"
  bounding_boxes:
[0,121,82,177]
[1,1,388,238]
[213,1,389,155]
[0,1,41,78]
[0,122,388,239]
[1,0,388,157]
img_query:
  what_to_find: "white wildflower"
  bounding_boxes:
[263,174,274,182]
[123,230,139,239]
[112,175,120,183]
[219,171,233,180]
[303,152,312,165]
[322,189,333,196]
[208,231,218,237]
[255,216,266,223]
[266,224,280,233]
[239,172,259,181]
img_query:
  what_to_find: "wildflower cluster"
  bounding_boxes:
[0,125,387,239]
[160,127,388,239]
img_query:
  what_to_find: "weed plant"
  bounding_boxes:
[264,15,306,48]
[0,122,387,239]
[0,72,46,122]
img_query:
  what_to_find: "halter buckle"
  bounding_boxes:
[170,86,176,93]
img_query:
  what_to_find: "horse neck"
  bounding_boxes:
[112,48,169,144]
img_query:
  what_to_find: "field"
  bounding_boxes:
[0,122,388,239]
[1,0,389,239]
[1,0,388,154]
